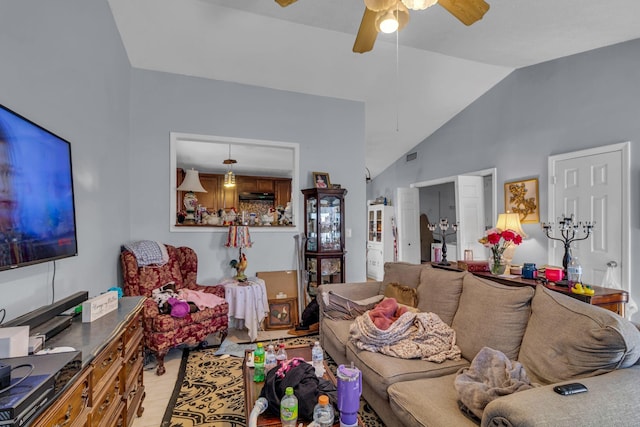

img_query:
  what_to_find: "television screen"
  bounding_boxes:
[0,104,78,270]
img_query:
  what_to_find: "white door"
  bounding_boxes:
[455,176,486,260]
[549,143,629,291]
[395,187,420,264]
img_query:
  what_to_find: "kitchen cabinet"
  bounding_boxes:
[302,187,346,295]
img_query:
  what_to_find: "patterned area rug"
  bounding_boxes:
[161,335,385,426]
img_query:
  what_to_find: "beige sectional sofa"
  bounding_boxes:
[318,262,640,427]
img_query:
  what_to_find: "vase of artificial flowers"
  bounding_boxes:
[479,228,523,275]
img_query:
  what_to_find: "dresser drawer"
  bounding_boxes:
[89,373,121,427]
[90,335,124,401]
[124,312,143,346]
[33,369,90,427]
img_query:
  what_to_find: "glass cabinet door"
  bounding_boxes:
[302,188,345,254]
[306,197,317,251]
[368,210,375,241]
[306,255,345,296]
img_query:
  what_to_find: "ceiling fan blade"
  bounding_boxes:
[275,0,298,7]
[437,0,489,26]
[353,7,379,53]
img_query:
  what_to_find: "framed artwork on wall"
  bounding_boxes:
[312,172,331,189]
[504,178,540,223]
[265,298,298,330]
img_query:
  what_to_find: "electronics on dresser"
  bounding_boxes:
[1,292,88,349]
[0,351,82,427]
[0,328,29,359]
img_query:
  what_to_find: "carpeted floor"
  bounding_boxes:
[161,335,384,427]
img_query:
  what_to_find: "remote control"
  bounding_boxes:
[553,383,588,395]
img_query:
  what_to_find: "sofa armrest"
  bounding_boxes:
[482,366,640,427]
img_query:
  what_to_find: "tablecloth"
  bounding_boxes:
[220,277,269,342]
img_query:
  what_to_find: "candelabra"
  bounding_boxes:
[541,214,595,281]
[428,218,458,266]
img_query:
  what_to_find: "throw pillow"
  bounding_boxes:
[382,262,425,289]
[321,291,384,320]
[417,266,466,325]
[384,282,418,307]
[451,274,534,361]
[519,286,640,385]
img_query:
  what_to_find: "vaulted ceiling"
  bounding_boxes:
[108,0,640,177]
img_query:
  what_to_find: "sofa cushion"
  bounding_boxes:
[345,341,468,400]
[320,317,353,362]
[452,275,534,361]
[388,374,479,427]
[382,262,425,291]
[417,266,467,325]
[519,286,640,385]
[384,282,418,307]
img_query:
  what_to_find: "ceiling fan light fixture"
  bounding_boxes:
[364,0,397,12]
[375,2,409,33]
[401,0,438,10]
[376,10,399,33]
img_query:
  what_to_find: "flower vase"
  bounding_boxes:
[489,254,506,276]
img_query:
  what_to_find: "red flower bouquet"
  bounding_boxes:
[479,228,523,274]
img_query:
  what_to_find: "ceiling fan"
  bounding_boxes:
[275,0,489,53]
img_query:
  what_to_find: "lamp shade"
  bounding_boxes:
[225,225,253,249]
[496,212,527,238]
[375,2,410,33]
[364,0,396,12]
[177,169,207,193]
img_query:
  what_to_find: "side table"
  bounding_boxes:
[220,277,269,341]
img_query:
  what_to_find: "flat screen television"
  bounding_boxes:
[0,104,78,270]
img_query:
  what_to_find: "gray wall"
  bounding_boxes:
[0,0,131,321]
[0,0,367,322]
[370,38,640,318]
[128,69,367,285]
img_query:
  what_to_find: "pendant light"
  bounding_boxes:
[223,144,237,188]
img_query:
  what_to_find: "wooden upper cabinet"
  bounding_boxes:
[275,179,292,207]
[176,168,291,215]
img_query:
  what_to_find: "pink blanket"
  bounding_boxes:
[368,298,408,330]
[178,288,225,310]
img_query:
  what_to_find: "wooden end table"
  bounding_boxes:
[242,344,363,427]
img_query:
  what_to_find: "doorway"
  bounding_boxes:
[412,168,497,262]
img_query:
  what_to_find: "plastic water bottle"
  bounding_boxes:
[313,394,335,427]
[280,386,298,427]
[276,343,288,366]
[264,344,277,373]
[311,341,325,377]
[567,256,583,285]
[253,343,265,382]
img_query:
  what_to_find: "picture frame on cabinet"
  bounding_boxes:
[504,177,539,223]
[312,172,331,189]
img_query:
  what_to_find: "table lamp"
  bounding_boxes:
[495,212,527,269]
[177,168,207,223]
[225,225,253,282]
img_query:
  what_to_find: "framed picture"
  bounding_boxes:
[265,298,298,330]
[312,172,331,189]
[504,178,540,223]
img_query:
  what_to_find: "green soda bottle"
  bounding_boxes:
[253,343,265,382]
[280,386,298,427]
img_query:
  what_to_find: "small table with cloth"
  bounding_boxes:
[220,277,269,341]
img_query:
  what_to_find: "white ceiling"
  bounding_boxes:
[108,0,640,177]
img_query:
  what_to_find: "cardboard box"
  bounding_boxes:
[256,270,298,300]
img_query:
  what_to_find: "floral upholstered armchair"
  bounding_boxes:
[121,244,228,375]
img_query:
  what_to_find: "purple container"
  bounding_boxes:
[337,364,362,427]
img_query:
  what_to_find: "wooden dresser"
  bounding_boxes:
[30,296,145,427]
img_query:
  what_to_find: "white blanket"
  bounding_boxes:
[349,311,462,362]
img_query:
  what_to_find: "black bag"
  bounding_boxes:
[259,359,337,422]
[301,297,320,326]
